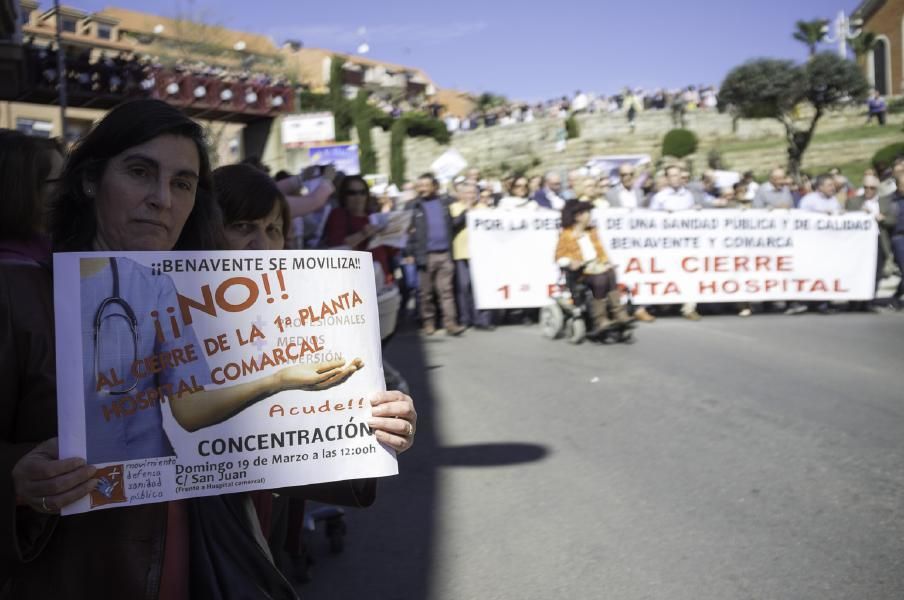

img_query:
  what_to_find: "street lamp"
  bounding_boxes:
[821,10,863,58]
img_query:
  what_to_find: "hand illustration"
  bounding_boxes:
[276,358,364,392]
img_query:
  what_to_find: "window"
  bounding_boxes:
[61,18,76,33]
[16,117,54,138]
[97,25,112,40]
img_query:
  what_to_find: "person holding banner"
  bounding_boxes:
[649,165,702,320]
[449,182,496,330]
[555,200,633,336]
[497,175,539,211]
[3,99,418,599]
[889,174,904,309]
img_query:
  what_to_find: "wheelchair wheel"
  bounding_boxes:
[540,304,565,339]
[566,318,586,344]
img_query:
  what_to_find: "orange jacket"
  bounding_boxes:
[555,227,608,266]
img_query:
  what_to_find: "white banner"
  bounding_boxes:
[54,250,396,514]
[468,209,878,309]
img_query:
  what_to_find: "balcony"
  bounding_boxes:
[15,44,294,122]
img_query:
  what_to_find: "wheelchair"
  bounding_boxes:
[540,268,634,345]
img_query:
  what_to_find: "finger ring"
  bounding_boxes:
[41,497,50,512]
[405,421,413,437]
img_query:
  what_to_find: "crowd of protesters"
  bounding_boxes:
[272,153,904,333]
[443,85,721,133]
[22,38,290,98]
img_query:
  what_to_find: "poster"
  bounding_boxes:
[468,209,878,309]
[308,143,361,175]
[368,211,413,250]
[54,250,397,515]
[430,148,468,182]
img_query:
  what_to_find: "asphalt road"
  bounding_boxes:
[300,310,904,600]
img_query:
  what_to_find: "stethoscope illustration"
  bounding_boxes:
[93,257,139,395]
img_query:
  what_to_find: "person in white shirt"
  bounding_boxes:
[799,174,842,214]
[648,165,701,320]
[496,175,539,210]
[606,163,645,209]
[740,171,759,202]
[649,165,698,211]
[787,174,841,315]
[571,90,589,113]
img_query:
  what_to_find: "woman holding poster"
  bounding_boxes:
[3,99,417,599]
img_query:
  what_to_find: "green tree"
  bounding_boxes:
[389,112,451,184]
[792,19,829,57]
[850,31,879,60]
[353,89,378,174]
[475,92,507,112]
[329,56,353,141]
[389,119,408,186]
[662,128,698,158]
[719,53,869,179]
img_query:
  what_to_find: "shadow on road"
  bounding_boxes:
[297,326,547,599]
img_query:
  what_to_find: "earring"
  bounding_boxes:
[85,186,95,197]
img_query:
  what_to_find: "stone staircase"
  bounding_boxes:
[367,106,900,180]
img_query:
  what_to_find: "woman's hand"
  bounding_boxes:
[368,391,417,453]
[12,438,97,514]
[276,359,363,392]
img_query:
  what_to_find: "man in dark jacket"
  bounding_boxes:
[888,174,904,308]
[405,173,465,335]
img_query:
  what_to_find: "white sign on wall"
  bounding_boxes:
[282,112,336,148]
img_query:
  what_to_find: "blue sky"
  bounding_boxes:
[77,0,858,100]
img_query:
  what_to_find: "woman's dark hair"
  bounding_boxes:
[511,176,530,198]
[213,163,290,246]
[560,199,592,228]
[51,99,225,251]
[337,175,371,211]
[0,131,60,240]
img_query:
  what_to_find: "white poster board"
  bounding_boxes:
[55,250,397,514]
